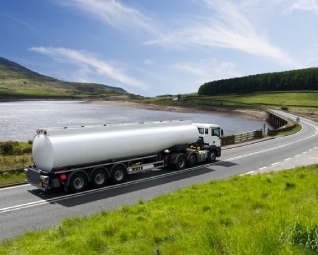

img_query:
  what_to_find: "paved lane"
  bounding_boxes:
[0,111,317,242]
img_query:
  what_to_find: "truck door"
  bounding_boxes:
[210,128,222,147]
[196,127,209,144]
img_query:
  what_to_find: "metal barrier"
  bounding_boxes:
[266,110,297,136]
[222,130,263,146]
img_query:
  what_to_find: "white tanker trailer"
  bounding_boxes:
[24,120,223,193]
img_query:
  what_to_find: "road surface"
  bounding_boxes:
[0,110,317,242]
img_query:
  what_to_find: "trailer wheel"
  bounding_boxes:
[69,172,87,193]
[91,168,108,188]
[188,153,196,167]
[176,155,187,170]
[207,150,216,163]
[111,165,127,184]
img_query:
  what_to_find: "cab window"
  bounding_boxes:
[197,127,204,134]
[211,128,220,137]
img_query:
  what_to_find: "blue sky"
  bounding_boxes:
[0,0,317,96]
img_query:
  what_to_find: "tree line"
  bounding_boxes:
[198,68,318,95]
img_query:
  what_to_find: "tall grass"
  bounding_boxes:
[0,141,32,186]
[0,171,26,186]
[0,155,33,172]
[0,141,32,171]
[1,165,318,254]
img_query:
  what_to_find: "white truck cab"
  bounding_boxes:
[192,123,223,147]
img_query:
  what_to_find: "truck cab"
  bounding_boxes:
[192,123,223,147]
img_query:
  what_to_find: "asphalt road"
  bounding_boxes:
[0,110,317,242]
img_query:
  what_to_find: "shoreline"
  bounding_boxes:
[85,100,267,121]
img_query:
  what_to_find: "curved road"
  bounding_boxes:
[1,110,318,242]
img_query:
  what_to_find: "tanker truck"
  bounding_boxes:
[24,120,223,193]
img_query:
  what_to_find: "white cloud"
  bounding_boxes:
[56,0,160,37]
[299,44,318,67]
[53,0,295,65]
[173,60,241,81]
[30,47,149,90]
[146,0,293,65]
[287,0,318,14]
[143,59,154,66]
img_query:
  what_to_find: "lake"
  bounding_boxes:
[0,101,267,141]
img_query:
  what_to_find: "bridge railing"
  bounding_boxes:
[221,130,263,146]
[266,110,297,136]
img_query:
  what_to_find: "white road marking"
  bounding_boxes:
[0,184,30,191]
[240,171,254,176]
[0,162,218,214]
[1,118,317,213]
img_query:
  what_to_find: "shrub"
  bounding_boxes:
[0,141,15,155]
[0,141,32,156]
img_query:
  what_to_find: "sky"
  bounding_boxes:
[0,0,317,96]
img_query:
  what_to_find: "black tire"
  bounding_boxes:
[207,150,216,163]
[176,155,187,170]
[91,168,108,188]
[187,153,196,167]
[69,172,88,193]
[111,165,127,184]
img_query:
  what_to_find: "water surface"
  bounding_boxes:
[0,101,267,141]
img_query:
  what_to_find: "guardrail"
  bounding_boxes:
[222,130,263,146]
[266,110,297,136]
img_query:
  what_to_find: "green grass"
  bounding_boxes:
[0,141,32,185]
[0,171,25,186]
[0,141,32,155]
[0,141,33,173]
[205,92,318,107]
[1,166,318,254]
[133,92,318,122]
[0,155,33,172]
[278,123,302,136]
[0,65,126,99]
[135,92,318,110]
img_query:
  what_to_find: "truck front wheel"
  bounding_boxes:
[207,150,216,163]
[176,155,187,170]
[69,172,88,193]
[111,165,127,184]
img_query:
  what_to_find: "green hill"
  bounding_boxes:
[0,57,127,100]
[198,68,318,95]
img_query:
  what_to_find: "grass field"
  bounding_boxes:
[0,65,126,99]
[0,141,32,186]
[141,92,318,107]
[0,141,32,171]
[136,92,318,120]
[1,166,318,254]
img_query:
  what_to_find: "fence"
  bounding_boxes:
[266,110,297,136]
[222,130,263,146]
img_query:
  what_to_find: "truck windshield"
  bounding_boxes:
[211,128,220,137]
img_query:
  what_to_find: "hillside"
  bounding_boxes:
[0,57,127,100]
[198,68,318,95]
